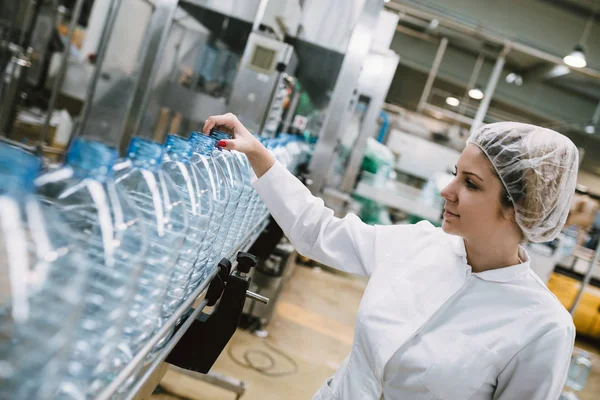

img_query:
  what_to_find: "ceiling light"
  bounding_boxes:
[384,0,391,3]
[585,124,595,134]
[505,72,523,86]
[468,87,484,100]
[445,97,460,107]
[563,45,587,68]
[514,75,523,86]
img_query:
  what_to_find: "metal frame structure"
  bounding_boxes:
[308,0,385,195]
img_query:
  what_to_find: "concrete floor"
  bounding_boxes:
[152,263,600,400]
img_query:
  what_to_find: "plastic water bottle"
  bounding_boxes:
[207,130,253,251]
[0,144,87,400]
[160,135,212,309]
[113,137,189,354]
[189,132,235,271]
[35,138,148,398]
[566,350,592,391]
[559,226,579,258]
[230,149,261,241]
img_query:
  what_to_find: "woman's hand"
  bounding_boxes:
[203,113,275,178]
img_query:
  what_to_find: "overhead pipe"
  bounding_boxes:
[458,54,485,116]
[417,36,448,113]
[470,45,510,133]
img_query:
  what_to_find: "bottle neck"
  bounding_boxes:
[127,137,164,172]
[0,143,40,197]
[190,132,217,157]
[66,138,117,181]
[165,134,193,164]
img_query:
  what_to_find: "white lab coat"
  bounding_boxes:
[252,161,575,400]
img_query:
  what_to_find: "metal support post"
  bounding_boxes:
[252,0,271,32]
[570,240,600,316]
[74,0,123,144]
[38,0,85,151]
[470,45,510,134]
[592,100,600,124]
[118,0,179,154]
[308,0,384,195]
[417,36,448,113]
[458,54,484,116]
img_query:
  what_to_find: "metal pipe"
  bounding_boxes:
[470,46,509,133]
[38,0,84,152]
[0,51,31,137]
[417,36,448,113]
[18,0,42,48]
[252,0,270,32]
[458,54,484,116]
[75,0,123,142]
[592,101,600,124]
[570,239,600,315]
[118,0,179,154]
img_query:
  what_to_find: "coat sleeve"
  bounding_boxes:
[252,161,378,276]
[493,325,575,400]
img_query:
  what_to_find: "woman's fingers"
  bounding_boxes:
[217,139,235,150]
[203,113,239,135]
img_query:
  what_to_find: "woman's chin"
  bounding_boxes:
[442,220,457,234]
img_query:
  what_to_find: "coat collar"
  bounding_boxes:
[450,235,531,283]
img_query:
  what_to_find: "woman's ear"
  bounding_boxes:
[501,205,517,223]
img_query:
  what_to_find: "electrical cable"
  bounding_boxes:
[227,339,299,378]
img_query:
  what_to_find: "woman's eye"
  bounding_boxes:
[451,170,457,177]
[466,179,478,190]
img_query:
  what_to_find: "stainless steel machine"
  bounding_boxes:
[229,32,297,136]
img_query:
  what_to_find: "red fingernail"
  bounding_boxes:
[217,140,227,147]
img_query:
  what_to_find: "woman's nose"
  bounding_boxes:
[441,181,457,203]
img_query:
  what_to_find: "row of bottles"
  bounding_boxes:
[0,131,307,399]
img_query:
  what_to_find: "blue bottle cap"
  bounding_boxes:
[66,138,117,180]
[0,142,41,194]
[165,134,194,163]
[209,129,233,141]
[190,132,217,156]
[127,137,164,171]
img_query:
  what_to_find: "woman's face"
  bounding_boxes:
[440,144,514,241]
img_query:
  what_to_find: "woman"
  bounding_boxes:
[204,114,579,400]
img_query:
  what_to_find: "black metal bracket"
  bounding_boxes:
[166,254,256,373]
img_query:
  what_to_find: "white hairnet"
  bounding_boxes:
[467,122,579,243]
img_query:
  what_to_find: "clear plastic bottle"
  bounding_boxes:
[189,133,238,271]
[232,150,258,241]
[207,130,253,250]
[188,133,230,280]
[566,350,592,391]
[113,137,189,353]
[559,226,579,258]
[160,135,212,309]
[35,138,148,398]
[0,144,87,400]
